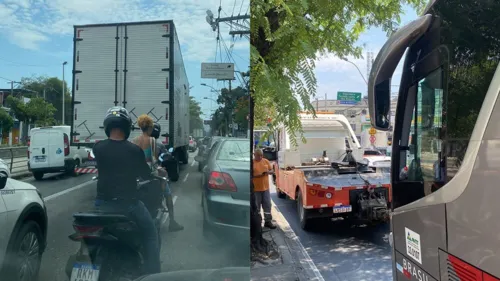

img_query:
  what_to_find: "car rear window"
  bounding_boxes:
[217,140,250,162]
[364,150,382,155]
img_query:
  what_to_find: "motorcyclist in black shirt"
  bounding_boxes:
[92,106,161,274]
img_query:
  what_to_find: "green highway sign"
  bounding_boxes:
[337,91,362,102]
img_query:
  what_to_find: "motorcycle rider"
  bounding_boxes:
[133,115,184,232]
[92,106,161,274]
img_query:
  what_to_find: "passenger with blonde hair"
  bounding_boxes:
[133,114,184,232]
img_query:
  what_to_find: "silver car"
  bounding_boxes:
[197,138,250,240]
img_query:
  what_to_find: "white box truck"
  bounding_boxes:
[70,20,190,175]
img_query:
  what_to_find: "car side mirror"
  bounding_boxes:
[0,173,8,190]
[195,155,205,162]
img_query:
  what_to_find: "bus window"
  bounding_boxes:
[404,69,444,191]
[393,1,497,207]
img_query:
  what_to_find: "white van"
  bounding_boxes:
[28,126,88,180]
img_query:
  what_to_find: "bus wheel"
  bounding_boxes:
[297,190,312,231]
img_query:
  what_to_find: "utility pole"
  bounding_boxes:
[205,4,250,137]
[206,10,250,37]
[62,61,68,125]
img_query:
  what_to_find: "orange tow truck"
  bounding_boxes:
[273,113,391,230]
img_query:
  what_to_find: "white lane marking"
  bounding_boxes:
[191,160,196,167]
[271,200,325,281]
[182,173,189,182]
[160,195,178,224]
[269,178,325,281]
[44,180,95,202]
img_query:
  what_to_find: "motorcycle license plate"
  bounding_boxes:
[70,263,100,281]
[333,205,352,214]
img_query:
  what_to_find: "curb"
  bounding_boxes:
[270,201,326,281]
[11,171,32,180]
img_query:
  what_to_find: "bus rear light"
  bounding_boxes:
[447,253,500,281]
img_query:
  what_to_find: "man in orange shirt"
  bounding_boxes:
[252,148,276,229]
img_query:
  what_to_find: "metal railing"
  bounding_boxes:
[0,146,30,178]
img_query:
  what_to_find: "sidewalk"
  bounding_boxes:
[251,202,325,281]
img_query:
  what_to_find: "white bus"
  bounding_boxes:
[368,0,500,280]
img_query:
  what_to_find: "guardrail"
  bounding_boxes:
[0,146,31,178]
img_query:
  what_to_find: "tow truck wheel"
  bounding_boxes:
[297,190,312,230]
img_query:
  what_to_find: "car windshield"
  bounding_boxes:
[217,140,251,161]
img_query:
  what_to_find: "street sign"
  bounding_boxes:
[337,100,358,105]
[337,91,362,102]
[201,63,234,80]
[370,135,376,143]
[369,127,377,135]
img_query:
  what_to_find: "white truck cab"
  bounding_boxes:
[28,126,88,180]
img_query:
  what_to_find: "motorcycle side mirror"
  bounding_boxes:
[168,147,174,153]
[0,173,7,190]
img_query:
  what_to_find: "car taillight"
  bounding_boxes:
[208,171,237,192]
[73,225,103,238]
[63,133,70,156]
[190,140,193,144]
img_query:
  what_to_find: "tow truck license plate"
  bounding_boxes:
[333,205,352,214]
[70,263,100,281]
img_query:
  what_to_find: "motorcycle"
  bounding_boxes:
[161,147,180,182]
[65,172,169,281]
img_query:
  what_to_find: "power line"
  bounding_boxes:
[0,76,14,82]
[0,56,59,68]
[238,0,245,15]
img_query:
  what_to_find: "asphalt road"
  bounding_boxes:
[24,151,249,281]
[270,183,393,281]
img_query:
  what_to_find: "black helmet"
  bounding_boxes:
[151,123,161,139]
[103,106,132,139]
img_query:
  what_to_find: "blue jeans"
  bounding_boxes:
[95,199,161,274]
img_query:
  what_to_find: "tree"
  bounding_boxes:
[251,0,426,145]
[215,86,249,134]
[0,109,14,137]
[25,97,57,126]
[211,109,228,136]
[5,96,56,127]
[189,96,203,133]
[18,76,71,125]
[234,95,250,132]
[5,96,28,123]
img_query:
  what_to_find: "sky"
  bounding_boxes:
[314,5,419,101]
[0,0,249,120]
